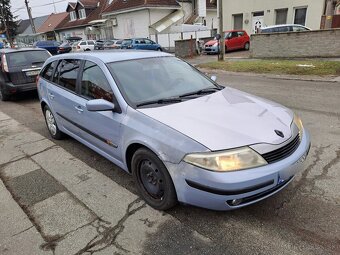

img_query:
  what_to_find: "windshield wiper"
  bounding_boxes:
[136,97,182,107]
[179,87,222,98]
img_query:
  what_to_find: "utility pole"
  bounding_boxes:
[53,0,57,13]
[24,0,36,34]
[218,0,225,61]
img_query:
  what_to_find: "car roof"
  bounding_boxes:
[0,48,48,54]
[47,50,172,64]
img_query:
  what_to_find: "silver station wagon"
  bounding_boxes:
[37,51,311,211]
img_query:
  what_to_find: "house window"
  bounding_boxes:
[233,14,243,29]
[294,7,307,26]
[70,11,76,21]
[79,9,86,19]
[275,8,288,25]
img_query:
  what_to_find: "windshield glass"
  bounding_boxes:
[6,51,50,67]
[107,57,218,107]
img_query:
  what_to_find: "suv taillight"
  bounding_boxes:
[1,54,9,72]
[77,45,80,49]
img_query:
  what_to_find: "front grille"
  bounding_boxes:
[10,72,36,85]
[262,134,300,164]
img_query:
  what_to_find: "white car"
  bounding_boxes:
[72,40,96,52]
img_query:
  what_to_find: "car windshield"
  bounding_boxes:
[107,57,219,107]
[6,51,51,67]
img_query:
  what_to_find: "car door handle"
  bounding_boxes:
[75,106,83,113]
[48,93,55,99]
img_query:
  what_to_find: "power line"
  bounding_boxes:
[13,0,67,13]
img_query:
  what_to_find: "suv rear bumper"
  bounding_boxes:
[1,82,37,94]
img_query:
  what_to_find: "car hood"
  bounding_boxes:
[205,40,218,46]
[138,88,294,151]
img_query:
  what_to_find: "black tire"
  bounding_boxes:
[157,48,162,52]
[43,105,64,140]
[0,87,10,101]
[244,42,250,51]
[132,148,177,210]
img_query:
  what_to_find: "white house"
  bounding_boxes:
[221,0,326,34]
[101,0,217,49]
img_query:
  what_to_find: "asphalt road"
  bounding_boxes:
[0,72,339,255]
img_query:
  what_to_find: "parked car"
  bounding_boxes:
[260,24,311,33]
[204,30,250,54]
[65,36,82,43]
[94,40,105,50]
[37,51,311,211]
[0,42,3,49]
[33,40,61,55]
[121,38,162,51]
[57,42,72,54]
[0,48,51,101]
[103,40,123,50]
[72,40,96,52]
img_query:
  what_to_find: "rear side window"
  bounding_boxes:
[80,42,86,45]
[237,31,245,36]
[81,61,113,102]
[6,51,50,67]
[53,59,80,92]
[41,61,57,81]
[87,41,95,45]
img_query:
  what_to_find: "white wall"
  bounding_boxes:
[106,9,173,39]
[223,0,325,34]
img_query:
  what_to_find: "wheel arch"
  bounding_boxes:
[125,142,163,174]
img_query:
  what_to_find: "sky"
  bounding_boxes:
[10,0,69,20]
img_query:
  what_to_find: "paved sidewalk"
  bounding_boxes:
[0,111,222,255]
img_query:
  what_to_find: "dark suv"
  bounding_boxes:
[0,48,51,101]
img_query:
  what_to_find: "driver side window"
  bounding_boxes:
[80,61,113,102]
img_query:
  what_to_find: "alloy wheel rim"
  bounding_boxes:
[45,110,57,136]
[139,159,165,200]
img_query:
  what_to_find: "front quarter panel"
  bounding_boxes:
[122,107,209,165]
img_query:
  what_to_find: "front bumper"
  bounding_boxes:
[165,129,311,211]
[203,45,219,54]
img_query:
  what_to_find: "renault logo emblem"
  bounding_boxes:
[275,130,284,138]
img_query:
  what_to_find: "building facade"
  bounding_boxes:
[222,0,326,34]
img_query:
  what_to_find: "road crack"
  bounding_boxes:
[74,198,146,255]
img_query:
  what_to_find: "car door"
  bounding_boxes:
[71,60,124,160]
[144,39,155,50]
[46,59,84,137]
[226,32,239,50]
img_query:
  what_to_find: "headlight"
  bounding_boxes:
[293,114,304,135]
[183,147,267,172]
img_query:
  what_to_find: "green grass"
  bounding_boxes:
[198,60,340,76]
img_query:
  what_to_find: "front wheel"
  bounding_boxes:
[43,105,64,140]
[132,148,177,210]
[244,42,250,50]
[0,87,10,101]
[157,48,162,52]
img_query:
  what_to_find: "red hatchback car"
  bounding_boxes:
[203,30,250,54]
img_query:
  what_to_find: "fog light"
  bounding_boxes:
[230,199,243,206]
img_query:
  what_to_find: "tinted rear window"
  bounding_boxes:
[6,51,50,67]
[53,59,80,92]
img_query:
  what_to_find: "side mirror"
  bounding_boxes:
[211,75,217,82]
[86,99,115,112]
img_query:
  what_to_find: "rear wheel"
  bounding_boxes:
[43,105,64,140]
[157,48,162,51]
[132,148,177,210]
